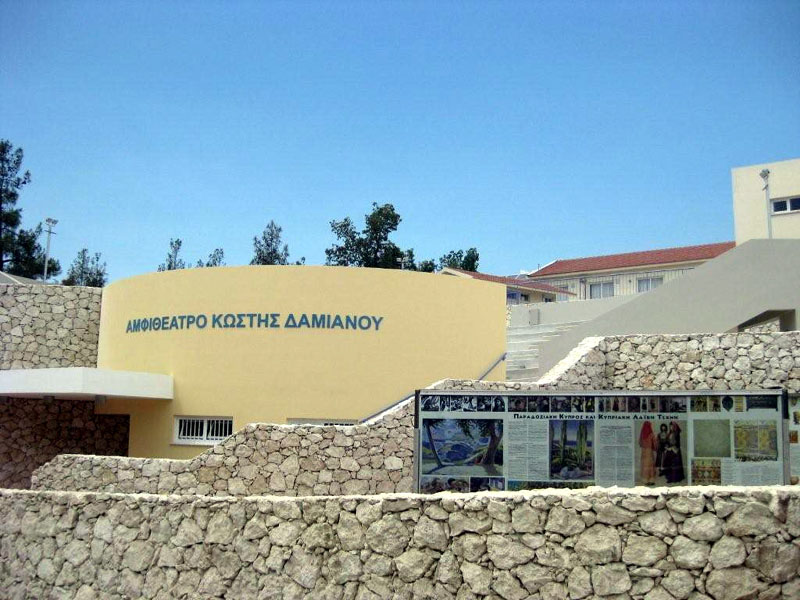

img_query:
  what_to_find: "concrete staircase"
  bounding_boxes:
[506,321,584,381]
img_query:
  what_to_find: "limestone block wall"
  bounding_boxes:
[32,402,414,497]
[0,397,129,489]
[2,486,799,600]
[29,332,800,497]
[542,332,800,392]
[0,283,102,369]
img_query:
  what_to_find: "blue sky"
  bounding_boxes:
[2,1,799,282]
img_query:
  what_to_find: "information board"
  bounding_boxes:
[415,390,787,493]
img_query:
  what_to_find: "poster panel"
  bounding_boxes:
[789,395,800,485]
[416,390,786,493]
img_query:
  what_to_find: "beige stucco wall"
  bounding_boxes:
[95,266,506,460]
[733,157,800,244]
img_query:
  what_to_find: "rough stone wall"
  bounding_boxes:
[545,332,800,392]
[2,486,799,600]
[32,402,414,497]
[29,332,800,497]
[438,332,800,393]
[0,283,102,369]
[0,397,129,489]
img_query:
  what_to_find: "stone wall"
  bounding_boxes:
[2,486,799,599]
[540,332,800,392]
[29,332,800,497]
[32,402,413,497]
[0,283,102,369]
[0,397,129,489]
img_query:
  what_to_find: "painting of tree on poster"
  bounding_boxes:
[421,418,503,477]
[550,419,593,480]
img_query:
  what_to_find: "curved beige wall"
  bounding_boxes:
[96,266,505,458]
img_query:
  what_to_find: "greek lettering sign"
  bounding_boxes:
[415,390,787,493]
[125,313,384,334]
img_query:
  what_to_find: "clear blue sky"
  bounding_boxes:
[2,1,799,282]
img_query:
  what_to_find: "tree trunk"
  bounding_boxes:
[425,422,443,468]
[481,423,501,466]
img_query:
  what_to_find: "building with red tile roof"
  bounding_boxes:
[441,267,575,304]
[527,242,734,301]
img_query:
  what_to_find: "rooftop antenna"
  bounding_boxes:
[760,169,772,239]
[43,218,58,281]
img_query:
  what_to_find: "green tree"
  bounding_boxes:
[62,248,107,287]
[325,203,406,268]
[251,221,290,265]
[196,248,225,268]
[439,247,479,272]
[417,259,436,272]
[0,140,31,272]
[6,223,61,279]
[157,238,186,272]
[461,247,479,272]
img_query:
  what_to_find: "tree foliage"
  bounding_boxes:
[0,140,31,272]
[6,223,61,279]
[251,221,290,265]
[62,248,107,287]
[438,247,479,272]
[158,238,186,272]
[325,203,480,273]
[158,238,226,271]
[196,248,225,268]
[325,203,406,269]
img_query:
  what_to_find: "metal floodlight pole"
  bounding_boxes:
[43,217,58,281]
[760,169,772,239]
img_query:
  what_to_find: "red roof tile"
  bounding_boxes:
[445,268,575,295]
[529,242,735,278]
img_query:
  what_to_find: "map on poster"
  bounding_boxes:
[416,390,787,493]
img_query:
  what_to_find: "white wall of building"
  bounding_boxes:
[733,157,800,244]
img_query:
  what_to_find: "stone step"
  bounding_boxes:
[506,361,538,370]
[505,367,540,381]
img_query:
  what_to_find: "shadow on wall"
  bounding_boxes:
[32,401,415,496]
[0,397,129,489]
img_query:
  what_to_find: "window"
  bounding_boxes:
[589,281,614,299]
[174,416,233,445]
[773,197,800,214]
[637,276,664,293]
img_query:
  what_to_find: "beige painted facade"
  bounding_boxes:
[94,266,506,459]
[733,157,800,244]
[530,262,701,301]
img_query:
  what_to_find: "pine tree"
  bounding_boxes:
[251,221,290,265]
[157,238,187,271]
[62,249,107,287]
[0,140,31,272]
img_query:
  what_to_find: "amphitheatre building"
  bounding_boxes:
[1,157,800,599]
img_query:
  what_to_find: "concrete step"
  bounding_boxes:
[506,321,585,335]
[506,348,539,360]
[507,356,539,366]
[507,337,553,348]
[505,367,540,381]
